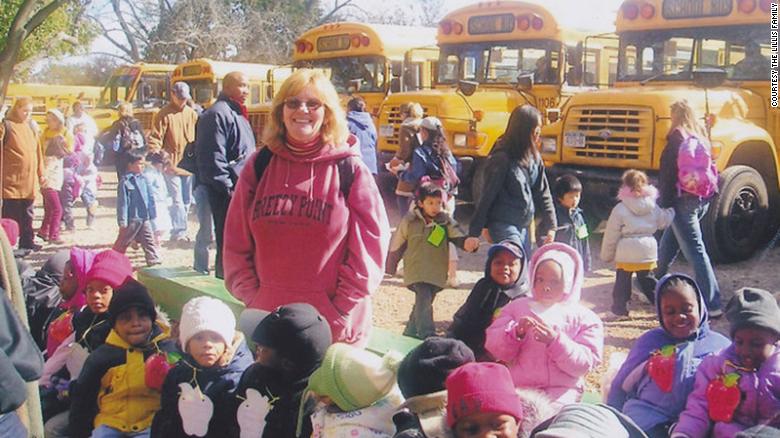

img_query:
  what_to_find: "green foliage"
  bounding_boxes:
[0,0,96,64]
[30,56,118,85]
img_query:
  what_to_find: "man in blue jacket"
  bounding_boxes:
[195,72,255,279]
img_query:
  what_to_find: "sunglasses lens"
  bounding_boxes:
[284,99,301,110]
[306,100,322,110]
[285,98,322,110]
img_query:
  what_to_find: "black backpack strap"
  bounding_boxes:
[253,147,274,183]
[337,156,358,200]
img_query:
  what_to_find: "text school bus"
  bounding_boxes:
[543,0,776,262]
[376,1,616,200]
[91,63,176,132]
[292,22,439,115]
[3,83,102,125]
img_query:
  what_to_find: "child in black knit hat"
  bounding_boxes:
[232,303,332,438]
[68,278,175,438]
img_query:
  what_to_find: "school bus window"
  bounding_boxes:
[297,56,384,93]
[462,52,479,80]
[730,40,770,80]
[134,74,168,107]
[486,47,520,81]
[190,80,214,105]
[99,74,134,108]
[438,54,460,83]
[618,32,694,81]
[251,85,261,105]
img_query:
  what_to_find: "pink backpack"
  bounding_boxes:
[676,130,718,198]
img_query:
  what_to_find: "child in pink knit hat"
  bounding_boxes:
[446,362,524,438]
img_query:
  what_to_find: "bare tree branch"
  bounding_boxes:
[111,0,141,60]
[318,0,356,24]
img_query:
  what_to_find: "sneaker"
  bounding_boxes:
[709,308,724,319]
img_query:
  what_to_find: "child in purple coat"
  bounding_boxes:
[607,274,729,438]
[484,242,603,411]
[671,288,780,438]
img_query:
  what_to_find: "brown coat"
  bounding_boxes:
[0,120,44,200]
[147,103,198,175]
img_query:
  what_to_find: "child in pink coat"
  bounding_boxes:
[485,242,604,410]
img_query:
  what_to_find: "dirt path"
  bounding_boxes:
[24,168,780,394]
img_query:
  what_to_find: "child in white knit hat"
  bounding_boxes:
[150,297,253,437]
[302,343,404,438]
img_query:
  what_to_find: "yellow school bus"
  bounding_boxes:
[91,63,176,132]
[4,83,102,124]
[543,0,776,261]
[376,1,617,199]
[172,59,292,108]
[292,22,439,115]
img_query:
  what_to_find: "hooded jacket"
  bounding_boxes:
[673,345,780,438]
[606,274,730,431]
[151,334,253,437]
[468,149,556,241]
[224,137,390,347]
[387,208,467,289]
[195,94,255,194]
[69,322,174,438]
[484,243,603,408]
[347,111,378,174]
[553,202,592,272]
[448,244,528,360]
[601,185,675,266]
[117,172,157,227]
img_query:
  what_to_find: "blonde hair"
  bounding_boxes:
[262,69,348,152]
[670,99,707,139]
[404,102,423,119]
[621,169,648,192]
[9,97,33,121]
[118,102,134,117]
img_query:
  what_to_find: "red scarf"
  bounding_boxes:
[286,135,323,158]
[230,98,249,120]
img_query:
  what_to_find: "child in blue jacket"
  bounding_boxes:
[113,150,161,266]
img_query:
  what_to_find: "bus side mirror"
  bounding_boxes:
[391,60,403,77]
[458,80,478,97]
[516,74,534,91]
[266,85,274,101]
[692,67,727,89]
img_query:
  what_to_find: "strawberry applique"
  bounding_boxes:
[706,372,741,422]
[145,351,181,391]
[647,344,676,392]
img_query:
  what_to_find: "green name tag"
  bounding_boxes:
[427,224,446,247]
[576,223,589,240]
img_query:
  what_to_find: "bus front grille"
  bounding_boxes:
[563,106,653,166]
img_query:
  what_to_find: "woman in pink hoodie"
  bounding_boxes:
[224,69,390,347]
[485,242,603,410]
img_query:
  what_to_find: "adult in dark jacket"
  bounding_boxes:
[0,290,44,436]
[467,105,556,254]
[447,240,528,360]
[346,96,378,175]
[195,72,255,279]
[23,249,69,352]
[654,99,721,315]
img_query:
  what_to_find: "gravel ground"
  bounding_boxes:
[23,167,780,395]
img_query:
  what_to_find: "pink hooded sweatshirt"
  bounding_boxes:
[224,136,390,346]
[485,242,604,409]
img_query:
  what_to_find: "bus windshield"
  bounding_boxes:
[98,74,135,108]
[437,40,561,85]
[295,56,386,93]
[187,79,217,105]
[617,26,769,82]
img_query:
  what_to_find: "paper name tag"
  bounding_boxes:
[576,223,589,240]
[427,224,446,247]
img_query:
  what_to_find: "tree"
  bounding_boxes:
[31,55,118,85]
[0,0,95,102]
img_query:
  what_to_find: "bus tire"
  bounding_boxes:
[702,165,769,263]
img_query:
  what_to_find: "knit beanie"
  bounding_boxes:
[725,287,780,337]
[398,337,475,398]
[86,250,133,288]
[307,343,402,411]
[252,303,332,375]
[179,297,236,350]
[108,278,156,326]
[445,362,522,428]
[533,403,646,438]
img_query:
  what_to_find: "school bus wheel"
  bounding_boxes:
[702,165,770,263]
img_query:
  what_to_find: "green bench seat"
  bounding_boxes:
[137,267,421,356]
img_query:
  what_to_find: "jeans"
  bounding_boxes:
[0,412,26,438]
[404,282,441,339]
[487,222,530,256]
[91,424,150,438]
[60,184,75,230]
[193,185,213,273]
[657,194,722,310]
[113,220,161,265]
[164,174,188,240]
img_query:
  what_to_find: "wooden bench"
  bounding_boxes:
[137,266,421,356]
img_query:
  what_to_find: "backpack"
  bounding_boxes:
[253,147,356,199]
[676,131,718,198]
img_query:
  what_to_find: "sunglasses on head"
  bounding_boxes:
[284,98,323,111]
